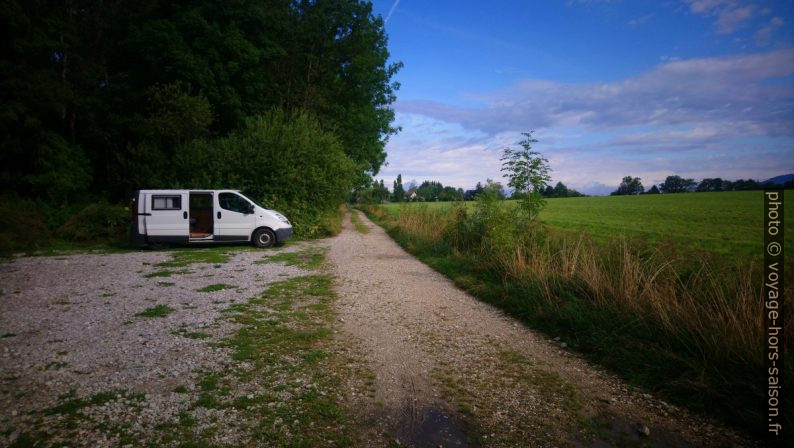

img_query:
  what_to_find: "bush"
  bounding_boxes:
[0,195,51,254]
[58,201,129,242]
[175,109,356,238]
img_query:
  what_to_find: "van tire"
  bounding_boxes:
[252,228,275,248]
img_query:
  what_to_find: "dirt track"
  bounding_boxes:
[327,210,752,447]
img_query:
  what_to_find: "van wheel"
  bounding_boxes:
[252,228,275,248]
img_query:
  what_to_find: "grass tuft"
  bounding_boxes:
[156,247,236,267]
[256,246,326,270]
[172,328,211,339]
[197,283,236,293]
[135,304,175,318]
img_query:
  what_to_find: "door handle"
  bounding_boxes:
[183,211,188,219]
[217,211,221,219]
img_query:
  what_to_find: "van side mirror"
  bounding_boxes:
[247,204,255,214]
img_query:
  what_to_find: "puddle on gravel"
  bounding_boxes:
[394,407,473,447]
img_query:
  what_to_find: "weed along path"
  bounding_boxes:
[327,210,754,447]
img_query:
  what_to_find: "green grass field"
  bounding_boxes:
[382,190,793,257]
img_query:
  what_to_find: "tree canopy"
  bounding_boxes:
[611,176,644,196]
[539,181,584,198]
[660,175,696,194]
[1,0,401,204]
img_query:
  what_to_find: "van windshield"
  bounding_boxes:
[238,193,265,209]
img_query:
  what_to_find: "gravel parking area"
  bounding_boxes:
[0,246,307,446]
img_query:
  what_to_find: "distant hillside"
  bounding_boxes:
[764,173,794,185]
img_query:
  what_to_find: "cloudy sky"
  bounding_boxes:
[370,0,794,195]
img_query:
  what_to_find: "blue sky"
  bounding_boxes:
[369,0,794,195]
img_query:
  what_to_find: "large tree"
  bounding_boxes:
[696,178,724,192]
[611,176,644,195]
[660,175,696,193]
[392,174,405,202]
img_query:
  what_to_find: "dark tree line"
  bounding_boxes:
[540,181,584,198]
[412,180,465,202]
[610,175,791,195]
[1,0,400,207]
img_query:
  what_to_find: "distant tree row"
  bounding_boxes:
[354,174,466,204]
[611,175,793,195]
[359,174,587,204]
[540,181,585,198]
[412,181,465,202]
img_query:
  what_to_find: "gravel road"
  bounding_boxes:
[327,210,753,447]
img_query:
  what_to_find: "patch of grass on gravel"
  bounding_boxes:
[255,246,326,270]
[156,281,174,287]
[350,211,370,234]
[42,361,69,371]
[172,328,211,339]
[156,246,253,267]
[45,389,145,428]
[143,268,190,278]
[197,283,236,293]
[27,241,136,258]
[151,273,361,447]
[135,304,174,318]
[28,390,147,443]
[433,348,584,447]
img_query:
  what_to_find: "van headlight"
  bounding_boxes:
[273,212,290,223]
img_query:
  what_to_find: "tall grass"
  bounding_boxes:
[362,200,791,436]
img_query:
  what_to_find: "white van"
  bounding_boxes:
[131,189,292,248]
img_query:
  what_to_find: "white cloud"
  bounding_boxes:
[397,49,794,137]
[755,17,785,45]
[715,4,755,33]
[684,0,756,34]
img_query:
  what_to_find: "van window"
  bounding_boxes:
[219,193,251,213]
[152,195,181,210]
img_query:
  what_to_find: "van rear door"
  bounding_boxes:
[143,191,189,244]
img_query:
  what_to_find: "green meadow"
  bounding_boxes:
[382,190,793,257]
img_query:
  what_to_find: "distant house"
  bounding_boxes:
[406,189,418,201]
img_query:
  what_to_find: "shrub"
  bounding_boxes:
[58,201,129,242]
[174,109,356,238]
[0,195,50,254]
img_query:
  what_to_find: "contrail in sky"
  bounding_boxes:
[385,0,400,24]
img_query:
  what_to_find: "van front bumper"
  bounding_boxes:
[275,227,293,243]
